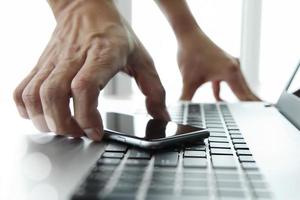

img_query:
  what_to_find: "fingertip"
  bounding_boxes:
[179,94,192,101]
[179,90,192,101]
[84,128,103,142]
[162,109,171,122]
[17,106,29,119]
[215,97,223,102]
[180,83,199,101]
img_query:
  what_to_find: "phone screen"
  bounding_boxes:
[103,112,205,140]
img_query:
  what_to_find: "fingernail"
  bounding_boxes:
[84,128,102,141]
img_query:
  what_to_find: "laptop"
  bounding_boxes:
[3,63,300,200]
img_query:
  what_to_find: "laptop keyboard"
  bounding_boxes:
[72,103,272,200]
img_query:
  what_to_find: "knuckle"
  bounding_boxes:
[144,57,155,68]
[71,76,95,94]
[90,36,115,52]
[89,34,129,64]
[22,87,40,107]
[227,61,240,74]
[40,80,67,102]
[13,86,24,105]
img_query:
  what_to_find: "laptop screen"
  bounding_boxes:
[287,65,300,98]
[277,63,300,130]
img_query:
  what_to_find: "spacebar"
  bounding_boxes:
[211,155,237,169]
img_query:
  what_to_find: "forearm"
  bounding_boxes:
[155,0,200,41]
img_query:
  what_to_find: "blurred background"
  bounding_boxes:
[1,0,300,108]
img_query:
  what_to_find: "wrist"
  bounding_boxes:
[47,0,114,20]
[156,0,201,43]
[170,14,200,42]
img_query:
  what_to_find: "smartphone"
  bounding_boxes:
[103,112,209,150]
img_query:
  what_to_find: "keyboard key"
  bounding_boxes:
[151,178,175,186]
[87,173,112,182]
[208,128,225,132]
[217,181,243,189]
[210,142,231,149]
[223,117,234,121]
[125,159,149,166]
[183,172,208,179]
[228,128,240,132]
[105,143,128,152]
[241,162,258,170]
[250,180,268,189]
[187,118,202,123]
[211,148,233,155]
[254,190,272,199]
[97,158,121,165]
[183,158,207,168]
[232,139,246,144]
[209,137,229,143]
[154,152,178,167]
[181,188,209,196]
[121,168,145,176]
[188,104,201,114]
[128,149,151,159]
[236,149,252,156]
[206,124,224,128]
[215,173,240,181]
[234,144,249,149]
[105,194,136,200]
[148,186,174,194]
[205,117,221,121]
[92,164,115,172]
[102,152,124,159]
[185,144,206,151]
[118,176,143,184]
[182,179,208,188]
[218,189,246,198]
[145,194,177,200]
[231,135,244,139]
[112,185,140,194]
[152,171,176,178]
[229,130,241,134]
[81,184,105,193]
[184,150,206,158]
[211,155,237,169]
[246,172,264,181]
[210,132,227,138]
[227,125,239,130]
[72,193,99,200]
[187,123,203,128]
[225,122,237,126]
[152,167,176,174]
[239,156,255,162]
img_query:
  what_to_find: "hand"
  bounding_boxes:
[177,30,260,101]
[13,0,169,141]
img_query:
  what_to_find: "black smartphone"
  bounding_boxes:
[103,112,209,149]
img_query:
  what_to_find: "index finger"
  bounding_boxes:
[226,61,260,101]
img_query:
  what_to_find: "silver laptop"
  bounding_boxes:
[5,63,300,200]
